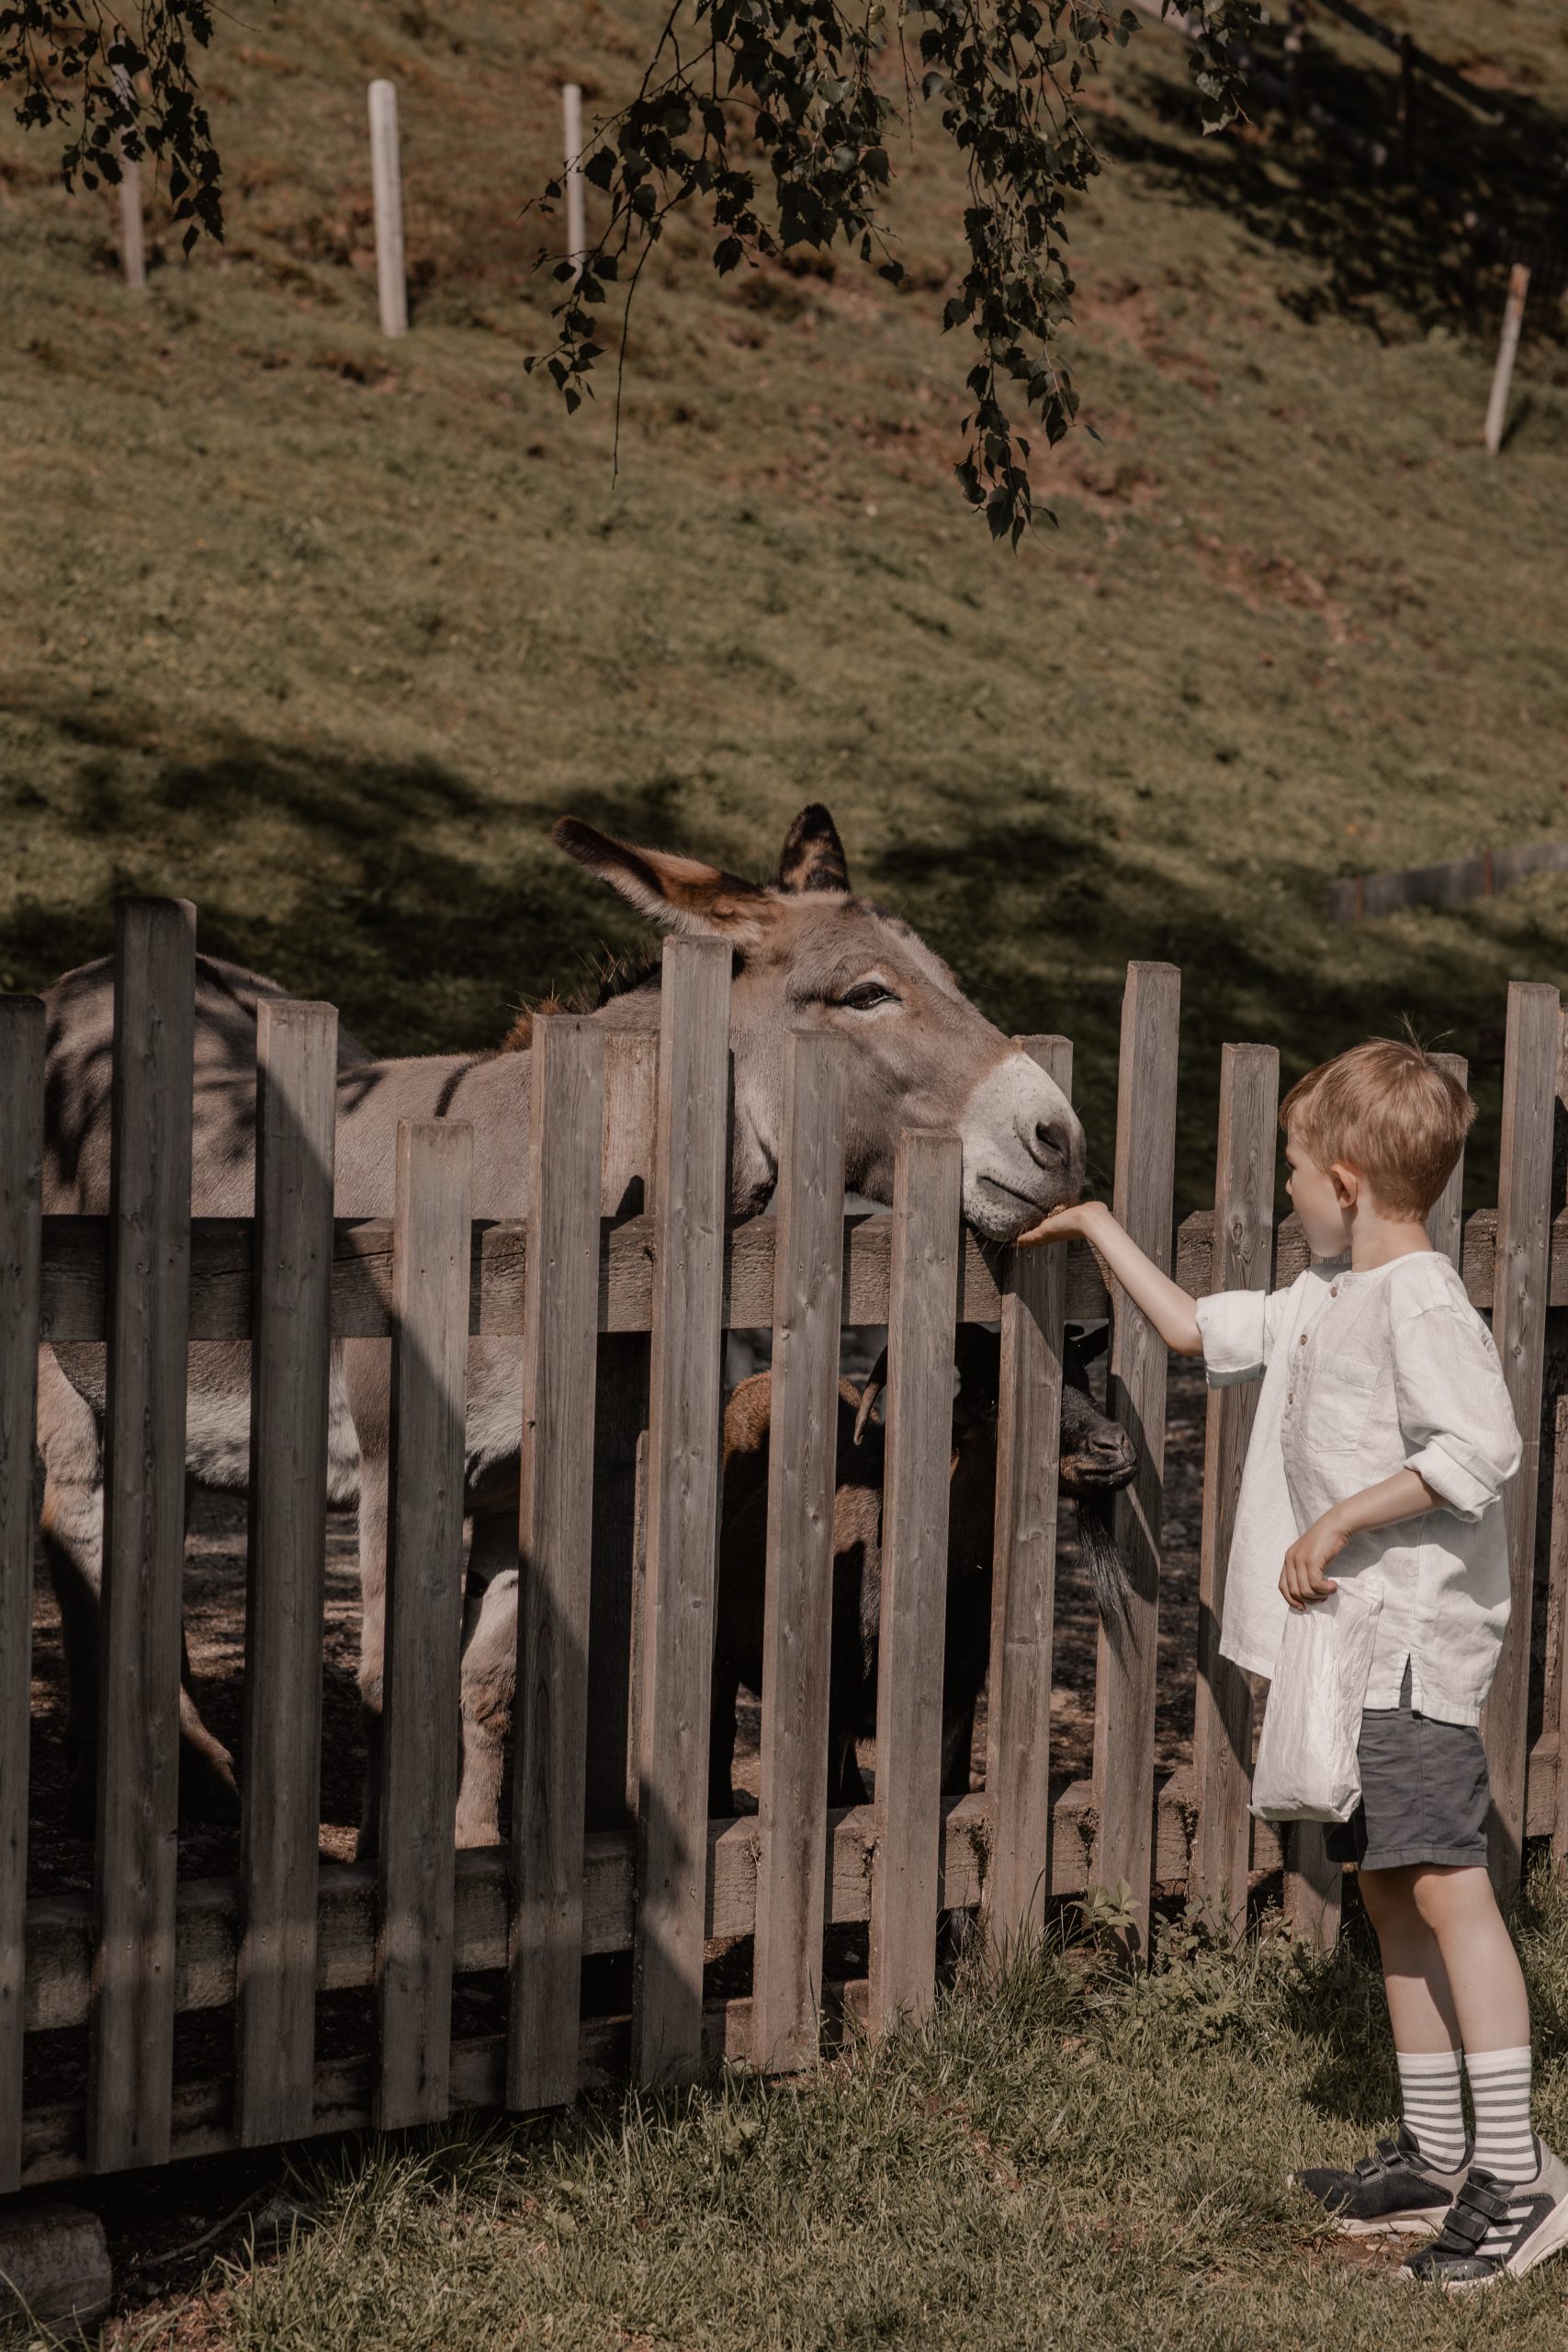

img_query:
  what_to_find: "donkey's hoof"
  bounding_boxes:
[177,1748,241,1826]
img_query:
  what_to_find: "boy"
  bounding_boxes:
[1020,1036,1568,2290]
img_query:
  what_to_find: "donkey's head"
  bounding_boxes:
[553,806,1084,1238]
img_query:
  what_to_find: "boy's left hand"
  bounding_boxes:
[1280,1510,1348,1609]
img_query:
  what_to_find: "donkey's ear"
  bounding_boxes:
[552,817,771,941]
[776,803,851,895]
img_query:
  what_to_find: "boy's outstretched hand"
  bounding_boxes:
[1015,1200,1098,1247]
[1015,1195,1205,1358]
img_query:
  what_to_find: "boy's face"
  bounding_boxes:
[1284,1125,1354,1258]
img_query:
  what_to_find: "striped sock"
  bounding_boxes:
[1397,2047,1466,2170]
[1467,2045,1537,2183]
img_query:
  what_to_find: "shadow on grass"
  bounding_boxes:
[2,697,681,1057]
[870,808,1531,1204]
[3,706,1553,1204]
[1106,27,1568,342]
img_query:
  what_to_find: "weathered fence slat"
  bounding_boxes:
[1190,1044,1278,1932]
[1285,1824,1342,1951]
[0,998,44,2194]
[984,1037,1071,1951]
[375,1118,472,2128]
[867,1128,963,2034]
[631,938,731,2086]
[1484,981,1560,1896]
[235,1001,338,2146]
[585,1028,658,1837]
[750,1030,849,2072]
[1545,1394,1568,1867]
[1092,962,1180,1948]
[508,1019,606,2112]
[88,899,196,2173]
[1426,1053,1469,1270]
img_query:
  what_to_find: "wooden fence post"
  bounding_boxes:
[1484,981,1559,1897]
[631,937,730,2086]
[1091,962,1180,1953]
[984,1038,1072,1952]
[368,79,409,338]
[867,1128,963,2035]
[375,1118,471,2127]
[508,1017,605,2113]
[113,64,146,290]
[234,1001,338,2146]
[1484,263,1530,456]
[88,898,195,2174]
[750,1029,848,2071]
[1190,1044,1278,1935]
[0,998,44,2195]
[1427,1053,1470,1270]
[562,83,586,281]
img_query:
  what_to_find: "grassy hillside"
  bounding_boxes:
[2,0,1566,1198]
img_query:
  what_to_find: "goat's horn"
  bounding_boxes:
[853,1347,890,1445]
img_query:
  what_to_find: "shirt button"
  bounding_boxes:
[1330,1283,1339,1296]
[1299,1333,1307,1345]
[1288,1390,1294,1402]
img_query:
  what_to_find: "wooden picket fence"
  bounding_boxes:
[2,901,1566,2196]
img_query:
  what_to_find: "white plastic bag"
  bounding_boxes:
[1250,1575,1385,1825]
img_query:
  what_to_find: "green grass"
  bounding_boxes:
[4,2,1568,1196]
[46,1862,1566,2351]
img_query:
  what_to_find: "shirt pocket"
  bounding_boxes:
[1306,1358,1381,1454]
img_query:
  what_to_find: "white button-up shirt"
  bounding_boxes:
[1194,1250,1522,1725]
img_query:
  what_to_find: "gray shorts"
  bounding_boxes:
[1324,1665,1492,1873]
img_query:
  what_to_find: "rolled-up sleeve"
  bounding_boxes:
[1195,1288,1272,1386]
[1393,1305,1522,1522]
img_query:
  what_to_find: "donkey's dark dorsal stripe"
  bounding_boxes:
[777,803,850,895]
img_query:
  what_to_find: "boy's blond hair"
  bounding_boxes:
[1280,1036,1475,1218]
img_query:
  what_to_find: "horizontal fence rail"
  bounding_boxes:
[5,900,1566,2198]
[32,1198,1568,1340]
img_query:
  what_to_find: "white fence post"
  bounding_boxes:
[1484,262,1530,456]
[562,83,586,282]
[113,64,146,291]
[368,79,409,337]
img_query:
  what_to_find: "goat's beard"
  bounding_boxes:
[1073,1495,1134,1656]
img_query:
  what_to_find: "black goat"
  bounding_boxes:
[708,1323,1137,1815]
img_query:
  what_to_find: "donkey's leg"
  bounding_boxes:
[455,1555,517,1849]
[37,1347,107,1838]
[175,1476,240,1824]
[343,1337,391,1860]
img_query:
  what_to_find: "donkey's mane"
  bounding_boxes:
[501,941,663,1052]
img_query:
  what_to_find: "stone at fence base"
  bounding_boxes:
[0,2202,112,2327]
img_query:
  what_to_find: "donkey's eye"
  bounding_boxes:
[839,982,897,1012]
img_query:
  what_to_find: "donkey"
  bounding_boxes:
[37,805,1085,1847]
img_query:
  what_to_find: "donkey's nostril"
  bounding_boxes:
[1033,1116,1071,1167]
